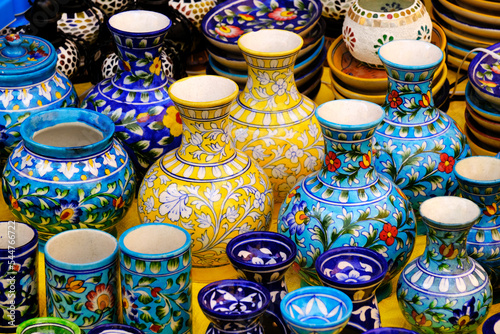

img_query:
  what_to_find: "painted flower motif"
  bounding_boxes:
[5,34,20,42]
[85,283,115,314]
[38,82,52,100]
[83,159,101,177]
[253,191,266,211]
[113,196,125,209]
[478,79,497,88]
[103,152,117,168]
[122,287,139,322]
[36,160,54,177]
[65,276,86,293]
[411,310,432,326]
[492,64,500,75]
[238,247,286,265]
[359,150,372,169]
[158,184,193,221]
[285,145,304,164]
[256,71,271,85]
[285,185,300,205]
[268,7,297,21]
[437,153,455,174]
[271,78,287,96]
[122,60,131,72]
[137,112,150,123]
[238,13,254,21]
[17,88,33,107]
[484,203,498,217]
[55,200,82,224]
[27,48,48,61]
[439,243,459,260]
[151,287,162,298]
[388,90,402,108]
[325,151,341,172]
[149,324,162,333]
[417,25,431,41]
[10,195,21,211]
[379,223,398,246]
[282,201,309,235]
[215,25,244,38]
[342,26,356,53]
[149,57,162,76]
[0,89,14,108]
[163,106,183,137]
[326,262,371,283]
[418,91,431,108]
[21,154,34,169]
[57,161,80,179]
[449,297,479,328]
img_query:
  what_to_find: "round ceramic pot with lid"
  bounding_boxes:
[0,33,79,164]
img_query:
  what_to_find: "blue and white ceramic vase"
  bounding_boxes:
[198,279,270,334]
[316,246,388,333]
[45,229,119,332]
[81,10,182,180]
[1,107,136,246]
[88,323,145,334]
[226,231,297,334]
[0,221,38,333]
[454,156,500,293]
[277,99,416,295]
[119,223,192,334]
[373,40,470,233]
[0,33,78,165]
[397,196,493,334]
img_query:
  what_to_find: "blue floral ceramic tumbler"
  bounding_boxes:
[198,279,271,334]
[397,196,493,334]
[316,246,388,333]
[88,323,145,334]
[226,231,297,334]
[0,221,38,333]
[1,107,136,246]
[280,285,352,334]
[119,223,192,334]
[44,229,119,331]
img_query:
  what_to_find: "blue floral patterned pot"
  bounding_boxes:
[277,99,416,296]
[280,286,352,334]
[119,223,192,334]
[226,231,297,334]
[45,229,119,332]
[0,221,38,333]
[81,10,182,180]
[316,246,388,333]
[0,33,78,164]
[88,323,145,334]
[16,317,81,334]
[198,279,270,334]
[397,196,493,334]
[1,107,136,245]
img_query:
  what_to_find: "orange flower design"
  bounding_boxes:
[412,310,432,326]
[285,185,300,205]
[437,153,455,174]
[162,106,183,137]
[113,196,125,209]
[359,151,372,169]
[484,203,498,217]
[65,276,86,294]
[418,91,431,108]
[215,25,244,38]
[85,283,115,313]
[439,243,459,260]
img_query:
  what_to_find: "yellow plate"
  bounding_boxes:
[456,0,500,13]
[466,109,500,150]
[437,0,500,27]
[465,125,499,156]
[447,52,470,70]
[330,71,386,105]
[466,105,500,133]
[447,42,477,60]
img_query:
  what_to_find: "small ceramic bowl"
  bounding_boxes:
[468,42,500,109]
[465,110,500,150]
[465,82,500,122]
[280,286,352,334]
[483,312,500,334]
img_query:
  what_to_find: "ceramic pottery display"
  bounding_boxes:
[44,229,119,331]
[342,0,432,68]
[0,33,78,163]
[316,246,388,333]
[454,156,500,292]
[80,10,183,180]
[373,40,470,233]
[16,317,81,334]
[226,231,297,334]
[280,286,352,334]
[229,29,324,203]
[88,323,145,334]
[119,223,192,334]
[1,107,136,244]
[90,0,133,17]
[397,196,493,334]
[277,99,416,293]
[137,75,273,274]
[0,221,38,333]
[198,279,270,334]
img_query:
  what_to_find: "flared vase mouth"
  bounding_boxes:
[108,10,171,35]
[168,75,239,109]
[355,0,417,14]
[419,196,481,228]
[454,156,500,185]
[0,221,37,252]
[378,39,443,70]
[315,99,384,131]
[237,29,304,57]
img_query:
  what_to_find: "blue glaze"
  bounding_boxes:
[88,323,145,334]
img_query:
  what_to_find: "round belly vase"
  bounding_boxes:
[453,156,500,294]
[137,75,274,281]
[0,33,78,165]
[277,99,417,298]
[229,29,324,204]
[1,107,136,246]
[80,10,183,180]
[397,196,493,334]
[373,40,470,233]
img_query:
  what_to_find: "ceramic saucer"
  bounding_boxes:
[466,105,500,133]
[465,82,500,122]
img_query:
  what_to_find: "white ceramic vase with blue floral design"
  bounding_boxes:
[277,99,416,298]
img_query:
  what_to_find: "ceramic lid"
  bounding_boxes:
[0,33,57,86]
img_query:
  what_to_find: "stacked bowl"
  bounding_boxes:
[200,0,326,99]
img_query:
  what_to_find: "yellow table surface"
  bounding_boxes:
[4,67,497,334]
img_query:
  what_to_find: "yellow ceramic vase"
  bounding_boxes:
[229,30,324,204]
[137,75,273,277]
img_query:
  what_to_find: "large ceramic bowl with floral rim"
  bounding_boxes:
[468,42,500,109]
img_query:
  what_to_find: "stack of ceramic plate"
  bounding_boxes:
[430,0,500,71]
[326,24,450,108]
[201,0,325,99]
[464,43,500,156]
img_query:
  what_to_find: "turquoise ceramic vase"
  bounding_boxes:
[277,99,416,296]
[397,196,492,334]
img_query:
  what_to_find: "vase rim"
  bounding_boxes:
[454,155,500,184]
[108,10,171,35]
[419,196,480,228]
[315,99,384,130]
[378,39,443,69]
[238,29,304,57]
[0,221,38,253]
[16,317,81,334]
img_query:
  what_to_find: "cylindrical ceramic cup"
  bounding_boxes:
[44,229,119,331]
[0,221,38,333]
[119,223,192,334]
[16,317,81,334]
